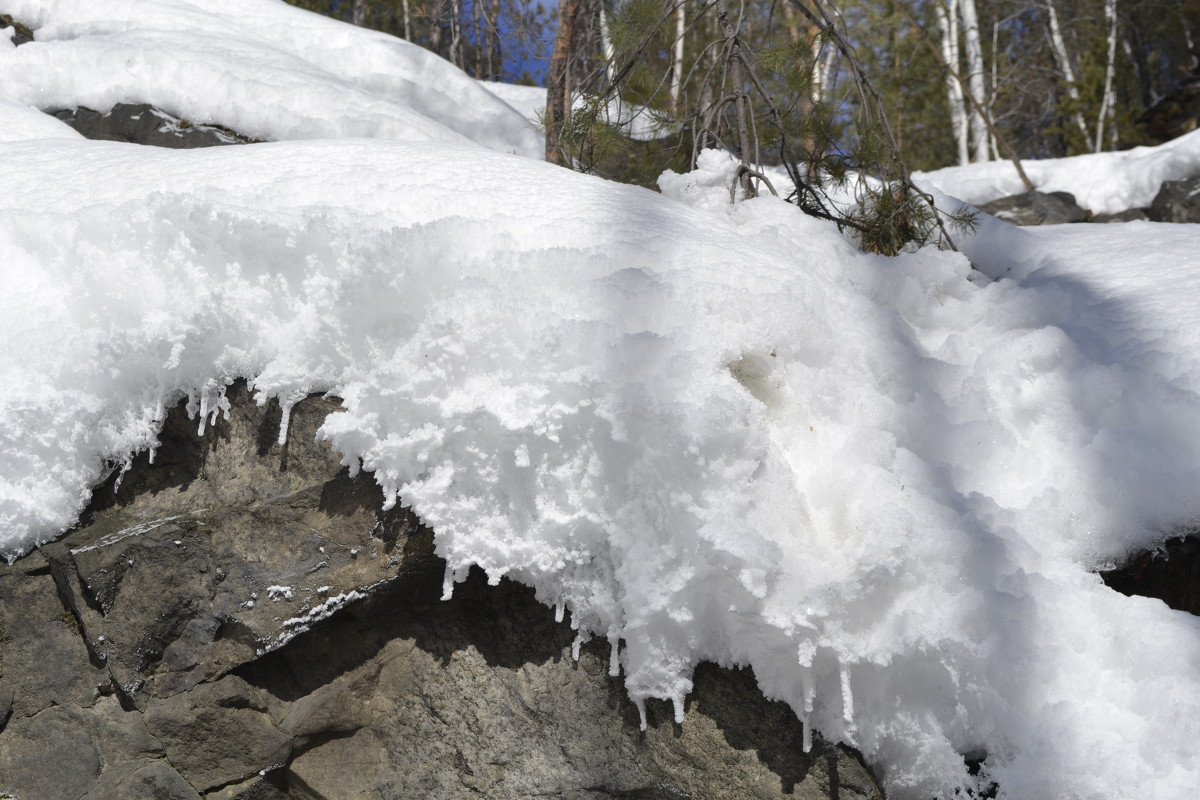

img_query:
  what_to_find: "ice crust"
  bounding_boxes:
[2,2,1200,799]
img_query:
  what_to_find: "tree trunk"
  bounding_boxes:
[1045,0,1091,147]
[450,0,463,68]
[1095,0,1119,151]
[430,0,445,56]
[670,0,686,110]
[546,0,582,165]
[352,0,368,26]
[960,0,989,161]
[715,0,754,197]
[936,0,969,165]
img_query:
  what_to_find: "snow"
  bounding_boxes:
[3,2,1200,799]
[916,129,1200,214]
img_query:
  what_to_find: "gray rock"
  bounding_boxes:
[0,706,102,800]
[144,677,292,792]
[1148,175,1200,223]
[80,761,202,800]
[1091,208,1150,223]
[979,190,1087,225]
[0,383,884,800]
[0,14,34,45]
[245,564,881,800]
[51,103,258,148]
[40,381,428,702]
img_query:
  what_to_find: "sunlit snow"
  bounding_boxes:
[3,2,1200,799]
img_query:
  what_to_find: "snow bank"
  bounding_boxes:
[4,2,1200,798]
[0,0,541,156]
[4,135,1200,799]
[916,130,1200,214]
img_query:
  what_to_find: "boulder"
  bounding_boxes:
[0,383,884,800]
[51,103,258,148]
[1147,175,1200,223]
[0,14,34,45]
[979,190,1086,225]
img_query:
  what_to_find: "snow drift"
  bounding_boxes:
[3,3,1200,799]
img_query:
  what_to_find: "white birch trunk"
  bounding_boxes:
[1045,0,1091,147]
[352,0,367,26]
[670,0,686,109]
[402,0,411,40]
[1094,0,1118,151]
[599,8,617,86]
[960,0,989,161]
[450,0,462,68]
[936,0,969,165]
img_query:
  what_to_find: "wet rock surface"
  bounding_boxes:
[0,383,882,800]
[51,103,259,148]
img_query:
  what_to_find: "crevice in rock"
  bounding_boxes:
[1101,531,1200,615]
[39,544,109,670]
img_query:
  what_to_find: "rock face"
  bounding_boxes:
[52,103,258,148]
[1147,175,1200,223]
[0,383,883,800]
[978,190,1087,226]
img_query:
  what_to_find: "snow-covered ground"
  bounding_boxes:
[3,2,1200,799]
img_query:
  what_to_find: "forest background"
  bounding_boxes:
[284,0,1200,175]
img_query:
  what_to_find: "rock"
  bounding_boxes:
[1102,532,1200,614]
[80,761,202,800]
[0,14,34,45]
[0,383,884,799]
[0,706,103,800]
[40,381,429,702]
[1148,175,1200,223]
[144,677,292,792]
[51,103,258,148]
[979,190,1087,225]
[243,563,881,800]
[1091,208,1150,223]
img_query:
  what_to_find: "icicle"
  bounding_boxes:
[607,636,620,677]
[839,663,855,727]
[801,714,812,753]
[671,694,684,724]
[197,391,209,436]
[798,640,816,713]
[441,563,456,601]
[554,603,565,624]
[635,697,648,731]
[277,400,294,446]
[570,632,587,661]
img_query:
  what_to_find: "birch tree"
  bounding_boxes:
[959,0,990,160]
[936,0,970,164]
